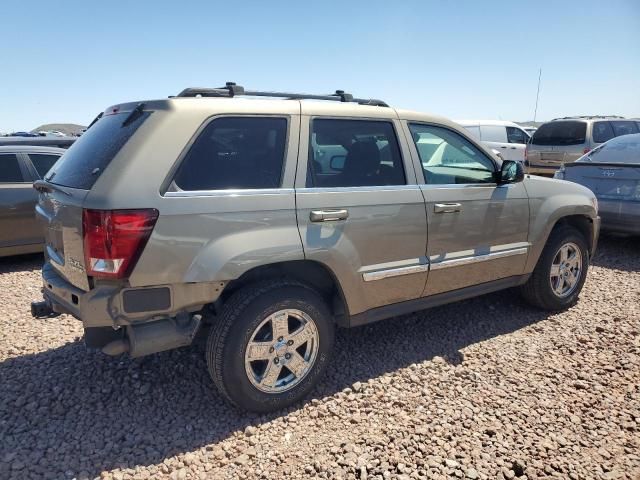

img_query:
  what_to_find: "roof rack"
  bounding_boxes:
[174,82,389,107]
[551,115,626,121]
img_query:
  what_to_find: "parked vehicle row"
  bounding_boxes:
[526,116,640,176]
[455,120,531,163]
[555,133,640,235]
[29,84,599,412]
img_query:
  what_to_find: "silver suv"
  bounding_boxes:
[526,116,640,175]
[31,84,600,412]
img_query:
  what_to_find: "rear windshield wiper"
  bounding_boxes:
[33,179,71,196]
[122,103,145,127]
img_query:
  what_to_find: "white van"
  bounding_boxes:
[454,120,530,162]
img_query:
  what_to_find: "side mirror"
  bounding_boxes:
[498,160,524,184]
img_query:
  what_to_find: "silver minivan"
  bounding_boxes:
[526,116,639,176]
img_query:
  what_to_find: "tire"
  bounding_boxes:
[206,280,335,412]
[520,225,589,311]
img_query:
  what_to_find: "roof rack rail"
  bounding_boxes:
[550,115,626,121]
[174,82,389,107]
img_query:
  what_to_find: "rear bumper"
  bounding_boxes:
[525,162,560,176]
[598,200,640,234]
[37,261,225,328]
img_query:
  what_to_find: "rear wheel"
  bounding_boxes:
[206,280,334,412]
[520,225,589,310]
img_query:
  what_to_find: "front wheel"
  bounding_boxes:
[520,225,590,310]
[206,280,334,412]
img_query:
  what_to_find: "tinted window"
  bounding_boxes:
[174,117,287,190]
[28,153,61,178]
[611,121,639,137]
[592,121,615,143]
[45,111,151,189]
[307,119,405,188]
[579,133,640,165]
[506,126,528,144]
[0,154,24,182]
[480,125,507,143]
[531,121,587,146]
[409,124,495,184]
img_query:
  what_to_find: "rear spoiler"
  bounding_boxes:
[564,162,638,168]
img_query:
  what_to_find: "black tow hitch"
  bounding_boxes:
[31,300,60,318]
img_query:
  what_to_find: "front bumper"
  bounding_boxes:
[37,261,225,328]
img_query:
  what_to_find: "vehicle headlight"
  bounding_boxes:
[591,196,598,213]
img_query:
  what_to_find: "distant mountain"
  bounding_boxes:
[31,123,86,135]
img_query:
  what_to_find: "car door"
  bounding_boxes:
[295,113,428,318]
[404,122,530,296]
[506,126,530,162]
[479,124,511,158]
[0,152,40,249]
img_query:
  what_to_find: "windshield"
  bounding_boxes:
[531,121,586,146]
[578,133,640,164]
[45,110,150,189]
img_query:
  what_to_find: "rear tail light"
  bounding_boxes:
[583,148,591,155]
[83,209,159,279]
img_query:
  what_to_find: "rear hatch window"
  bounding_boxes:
[531,121,586,146]
[45,110,150,190]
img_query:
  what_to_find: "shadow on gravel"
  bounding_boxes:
[0,235,633,478]
[0,252,43,274]
[0,289,552,478]
[591,234,640,273]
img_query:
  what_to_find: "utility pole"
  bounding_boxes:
[533,68,542,122]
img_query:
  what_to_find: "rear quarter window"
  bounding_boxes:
[531,121,586,146]
[611,121,639,137]
[45,111,151,190]
[172,116,288,191]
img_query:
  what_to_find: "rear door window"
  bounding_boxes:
[307,119,406,188]
[27,153,61,178]
[531,121,587,146]
[592,122,615,143]
[173,116,288,190]
[480,125,508,143]
[611,121,639,137]
[0,154,25,182]
[44,110,151,189]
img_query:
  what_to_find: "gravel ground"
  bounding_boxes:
[1,236,638,480]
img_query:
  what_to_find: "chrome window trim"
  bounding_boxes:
[165,188,295,198]
[296,184,422,194]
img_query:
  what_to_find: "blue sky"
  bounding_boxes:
[1,0,638,131]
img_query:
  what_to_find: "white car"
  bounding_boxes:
[454,120,530,162]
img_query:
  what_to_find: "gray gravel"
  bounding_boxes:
[1,236,639,480]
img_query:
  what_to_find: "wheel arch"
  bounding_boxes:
[217,260,350,327]
[526,213,597,273]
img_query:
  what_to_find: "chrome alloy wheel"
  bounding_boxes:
[244,309,320,393]
[549,242,582,298]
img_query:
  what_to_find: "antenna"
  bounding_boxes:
[533,68,542,122]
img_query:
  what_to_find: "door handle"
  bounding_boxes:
[310,209,349,222]
[434,203,462,213]
[500,146,507,149]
